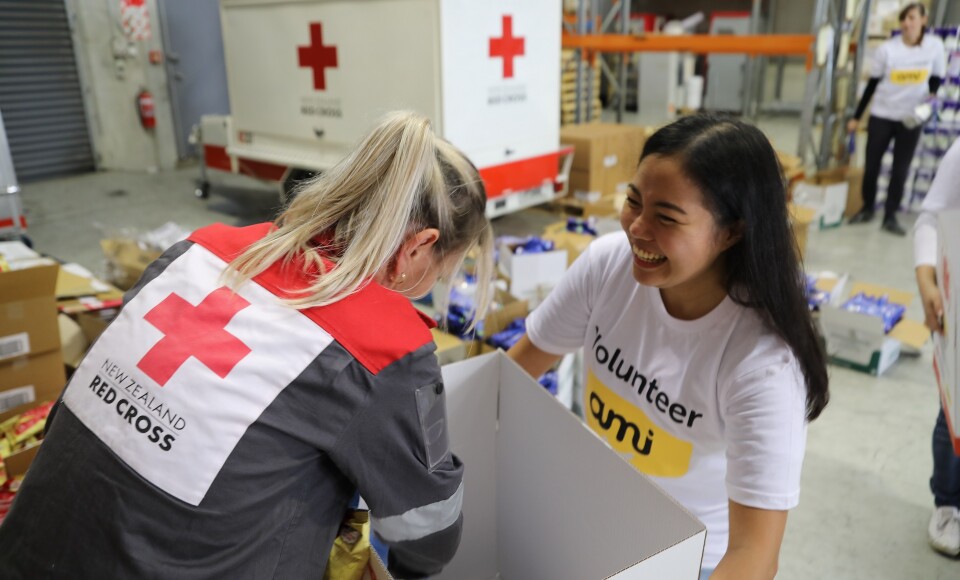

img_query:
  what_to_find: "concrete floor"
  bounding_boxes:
[15,113,959,579]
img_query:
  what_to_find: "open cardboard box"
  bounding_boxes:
[497,241,567,308]
[792,173,849,230]
[368,352,706,579]
[934,209,960,454]
[820,280,929,376]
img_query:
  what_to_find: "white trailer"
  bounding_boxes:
[199,0,571,217]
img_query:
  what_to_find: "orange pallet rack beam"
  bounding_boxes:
[562,33,815,66]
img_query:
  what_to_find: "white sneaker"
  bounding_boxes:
[928,506,960,557]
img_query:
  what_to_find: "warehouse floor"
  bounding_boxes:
[17,114,958,579]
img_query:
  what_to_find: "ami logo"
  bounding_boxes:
[489,15,525,79]
[137,287,252,386]
[298,22,338,91]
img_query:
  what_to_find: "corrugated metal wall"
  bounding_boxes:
[0,0,95,182]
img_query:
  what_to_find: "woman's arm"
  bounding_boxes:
[710,501,788,580]
[507,335,562,379]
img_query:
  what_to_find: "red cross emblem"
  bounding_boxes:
[298,22,338,91]
[137,287,252,386]
[489,15,525,79]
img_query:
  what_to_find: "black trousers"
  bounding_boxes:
[861,115,922,219]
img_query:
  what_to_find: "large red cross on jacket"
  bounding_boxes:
[137,287,252,386]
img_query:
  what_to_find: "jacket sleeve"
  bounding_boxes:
[328,344,463,579]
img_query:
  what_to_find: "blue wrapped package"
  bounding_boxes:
[566,216,599,237]
[487,318,527,351]
[840,292,906,334]
[445,274,481,338]
[805,275,832,310]
[538,369,559,396]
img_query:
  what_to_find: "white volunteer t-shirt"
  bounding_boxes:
[869,34,946,122]
[526,232,808,570]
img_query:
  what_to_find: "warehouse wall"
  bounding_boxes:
[66,0,177,172]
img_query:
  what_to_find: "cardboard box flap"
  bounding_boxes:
[494,356,705,579]
[4,442,40,478]
[889,319,931,350]
[0,262,59,303]
[846,282,914,307]
[435,353,705,579]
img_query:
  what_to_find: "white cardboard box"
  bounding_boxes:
[792,179,848,230]
[820,280,929,376]
[935,210,960,454]
[371,352,706,579]
[497,242,568,308]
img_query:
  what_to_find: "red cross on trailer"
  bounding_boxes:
[298,22,338,91]
[489,15,524,79]
[137,287,252,386]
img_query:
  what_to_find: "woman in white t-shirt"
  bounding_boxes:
[847,2,946,235]
[509,115,829,580]
[912,138,960,557]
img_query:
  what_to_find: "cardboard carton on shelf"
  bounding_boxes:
[368,352,707,579]
[819,281,930,376]
[560,123,649,200]
[934,209,960,454]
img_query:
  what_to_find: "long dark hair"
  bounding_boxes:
[640,114,829,421]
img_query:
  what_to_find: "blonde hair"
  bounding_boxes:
[225,111,494,326]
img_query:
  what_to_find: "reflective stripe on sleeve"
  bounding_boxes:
[371,482,464,543]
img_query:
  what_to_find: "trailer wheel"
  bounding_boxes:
[281,168,318,203]
[195,180,211,200]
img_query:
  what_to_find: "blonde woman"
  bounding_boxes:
[0,112,493,579]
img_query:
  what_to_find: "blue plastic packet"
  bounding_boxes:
[538,369,559,396]
[487,317,526,351]
[566,216,599,237]
[841,292,906,334]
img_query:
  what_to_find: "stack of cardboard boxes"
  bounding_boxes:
[0,243,66,475]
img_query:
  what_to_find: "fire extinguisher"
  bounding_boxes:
[136,88,156,130]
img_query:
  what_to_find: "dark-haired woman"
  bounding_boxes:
[509,114,829,580]
[847,2,946,236]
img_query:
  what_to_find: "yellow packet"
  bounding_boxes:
[323,510,371,580]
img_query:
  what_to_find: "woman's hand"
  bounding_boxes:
[846,119,859,133]
[916,265,944,334]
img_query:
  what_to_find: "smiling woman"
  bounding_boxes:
[509,114,828,580]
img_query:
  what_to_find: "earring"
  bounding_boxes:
[399,272,407,282]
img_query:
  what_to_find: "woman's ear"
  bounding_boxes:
[392,228,440,279]
[719,221,744,252]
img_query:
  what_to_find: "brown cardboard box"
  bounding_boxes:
[4,442,40,478]
[560,124,647,198]
[0,351,66,422]
[813,166,864,218]
[0,262,61,362]
[100,238,162,290]
[542,221,596,266]
[844,167,864,218]
[431,329,467,366]
[790,204,817,261]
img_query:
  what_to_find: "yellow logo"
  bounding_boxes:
[890,69,928,85]
[585,372,693,478]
